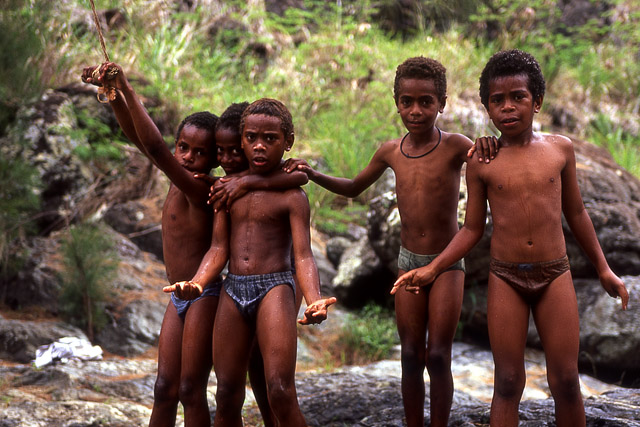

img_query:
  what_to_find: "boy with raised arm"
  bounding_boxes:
[285,56,498,427]
[165,98,336,426]
[81,65,306,427]
[392,49,629,427]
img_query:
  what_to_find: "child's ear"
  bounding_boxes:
[533,95,543,113]
[285,132,294,151]
[439,95,447,113]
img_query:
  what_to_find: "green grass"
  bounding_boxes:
[3,0,639,226]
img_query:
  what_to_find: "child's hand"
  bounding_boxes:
[193,173,218,204]
[390,266,437,295]
[599,270,629,310]
[208,176,247,212]
[468,136,499,163]
[298,297,337,325]
[81,65,101,86]
[163,281,203,300]
[283,158,311,174]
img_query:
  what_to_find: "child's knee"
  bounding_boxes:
[494,369,525,399]
[548,368,581,400]
[154,375,179,403]
[425,345,451,374]
[266,378,296,410]
[215,380,245,412]
[178,377,206,405]
[400,342,426,369]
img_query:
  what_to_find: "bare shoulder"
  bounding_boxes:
[540,132,574,154]
[442,130,473,149]
[375,137,402,159]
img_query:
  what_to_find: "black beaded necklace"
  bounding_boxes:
[399,127,442,159]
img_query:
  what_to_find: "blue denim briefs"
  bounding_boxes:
[171,280,223,318]
[224,271,296,321]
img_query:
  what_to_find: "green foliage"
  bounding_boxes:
[67,107,126,163]
[336,303,399,364]
[0,156,41,280]
[589,114,640,177]
[0,1,52,133]
[59,222,118,340]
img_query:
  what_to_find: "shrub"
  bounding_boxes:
[58,222,118,340]
[336,303,399,364]
[0,156,41,283]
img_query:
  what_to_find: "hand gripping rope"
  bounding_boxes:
[88,0,118,103]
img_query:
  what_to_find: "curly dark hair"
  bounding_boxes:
[393,56,447,101]
[240,98,294,140]
[175,111,219,167]
[479,49,546,109]
[216,102,249,134]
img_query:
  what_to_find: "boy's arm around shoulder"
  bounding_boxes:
[287,188,336,324]
[286,142,392,198]
[558,135,629,309]
[391,159,488,294]
[163,210,229,299]
[210,167,308,212]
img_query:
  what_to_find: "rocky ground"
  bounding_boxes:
[1,315,639,427]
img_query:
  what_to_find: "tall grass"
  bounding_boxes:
[5,0,640,224]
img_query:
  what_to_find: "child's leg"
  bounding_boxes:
[180,295,218,427]
[425,269,464,427]
[394,269,429,427]
[150,302,183,427]
[213,291,253,427]
[248,343,276,427]
[487,274,530,427]
[532,272,585,427]
[255,284,305,427]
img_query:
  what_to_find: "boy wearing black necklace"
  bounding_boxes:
[285,56,498,427]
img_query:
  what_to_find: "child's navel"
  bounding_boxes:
[498,184,503,190]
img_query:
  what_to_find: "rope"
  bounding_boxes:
[89,0,109,62]
[88,0,117,103]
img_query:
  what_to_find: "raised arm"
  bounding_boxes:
[163,211,230,299]
[95,62,211,203]
[560,137,628,309]
[288,189,336,324]
[391,159,488,293]
[81,66,148,158]
[286,143,392,198]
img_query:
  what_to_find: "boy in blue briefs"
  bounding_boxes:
[392,49,629,427]
[285,56,498,427]
[82,65,306,427]
[165,98,336,426]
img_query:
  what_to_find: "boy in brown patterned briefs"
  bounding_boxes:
[392,50,629,427]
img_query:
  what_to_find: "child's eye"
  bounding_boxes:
[232,148,242,155]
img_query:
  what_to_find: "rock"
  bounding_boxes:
[96,299,166,357]
[325,236,353,268]
[0,318,88,364]
[1,341,638,426]
[103,199,164,261]
[578,276,640,385]
[330,236,395,308]
[1,236,61,314]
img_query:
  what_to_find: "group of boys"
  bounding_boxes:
[82,47,628,427]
